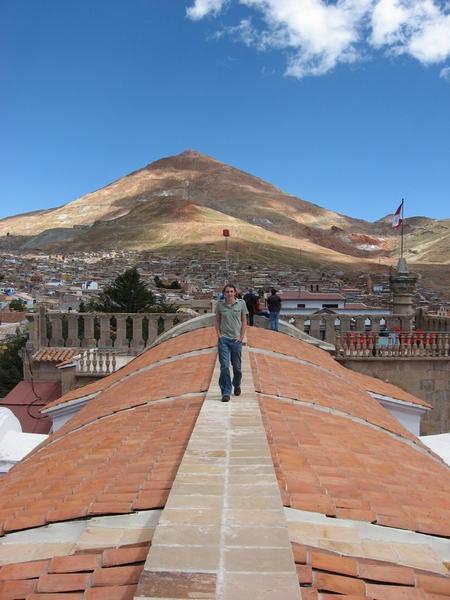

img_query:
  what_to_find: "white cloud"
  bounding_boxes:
[440,65,450,80]
[186,0,450,77]
[186,0,228,20]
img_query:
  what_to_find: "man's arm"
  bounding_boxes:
[215,312,221,337]
[240,305,247,342]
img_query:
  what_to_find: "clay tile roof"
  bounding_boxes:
[44,326,218,410]
[292,542,450,598]
[0,321,449,594]
[32,348,83,363]
[0,328,217,534]
[0,541,149,599]
[0,396,203,533]
[262,397,450,535]
[247,327,430,409]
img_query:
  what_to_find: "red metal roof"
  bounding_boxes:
[0,381,61,434]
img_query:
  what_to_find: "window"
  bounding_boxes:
[297,303,306,308]
[322,303,338,309]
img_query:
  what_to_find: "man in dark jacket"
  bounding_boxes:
[266,288,281,332]
[243,288,258,326]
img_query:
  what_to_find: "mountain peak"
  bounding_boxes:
[146,149,223,172]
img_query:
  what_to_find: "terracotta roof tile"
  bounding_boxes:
[0,397,203,532]
[261,398,450,535]
[28,594,84,599]
[292,543,450,599]
[246,327,431,408]
[0,543,148,600]
[250,352,417,441]
[33,348,83,363]
[91,565,142,587]
[47,326,217,408]
[0,578,37,598]
[84,584,137,599]
[0,559,49,580]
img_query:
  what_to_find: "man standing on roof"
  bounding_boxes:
[267,288,281,332]
[243,288,258,326]
[215,283,248,402]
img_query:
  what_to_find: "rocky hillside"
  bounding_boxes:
[0,150,448,272]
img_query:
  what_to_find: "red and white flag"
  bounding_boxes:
[392,200,403,229]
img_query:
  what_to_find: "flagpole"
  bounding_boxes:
[400,199,404,259]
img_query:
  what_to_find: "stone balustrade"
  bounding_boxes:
[335,332,450,358]
[284,313,414,344]
[77,349,118,374]
[26,309,193,352]
[25,310,418,351]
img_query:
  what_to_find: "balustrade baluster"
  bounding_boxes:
[105,352,111,373]
[115,315,129,350]
[131,315,145,350]
[99,316,113,348]
[86,350,92,373]
[50,314,64,347]
[66,314,79,347]
[81,315,96,347]
[111,353,116,372]
[431,334,437,357]
[147,317,159,345]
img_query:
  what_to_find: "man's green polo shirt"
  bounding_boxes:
[215,298,248,339]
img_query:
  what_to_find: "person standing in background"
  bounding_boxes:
[267,288,281,332]
[243,288,258,326]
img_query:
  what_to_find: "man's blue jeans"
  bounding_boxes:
[218,336,242,396]
[269,311,280,331]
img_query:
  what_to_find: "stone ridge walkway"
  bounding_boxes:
[135,345,301,600]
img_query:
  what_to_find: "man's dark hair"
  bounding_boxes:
[223,283,237,293]
[271,288,277,295]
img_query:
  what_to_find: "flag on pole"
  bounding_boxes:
[392,200,403,229]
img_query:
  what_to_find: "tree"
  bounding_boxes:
[0,331,27,396]
[9,299,27,312]
[87,268,156,313]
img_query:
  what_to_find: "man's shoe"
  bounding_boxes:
[234,387,241,396]
[221,395,230,402]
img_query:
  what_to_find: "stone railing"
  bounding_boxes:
[26,309,417,351]
[77,349,118,375]
[26,309,194,352]
[335,332,450,358]
[416,309,450,332]
[284,313,414,345]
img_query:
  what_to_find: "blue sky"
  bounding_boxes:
[0,0,449,222]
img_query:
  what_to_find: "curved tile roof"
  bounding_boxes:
[292,542,450,598]
[247,328,430,408]
[0,397,203,534]
[45,327,217,409]
[261,396,450,536]
[0,328,217,536]
[1,321,448,598]
[0,541,149,599]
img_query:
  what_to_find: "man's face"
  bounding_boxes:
[224,286,236,303]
